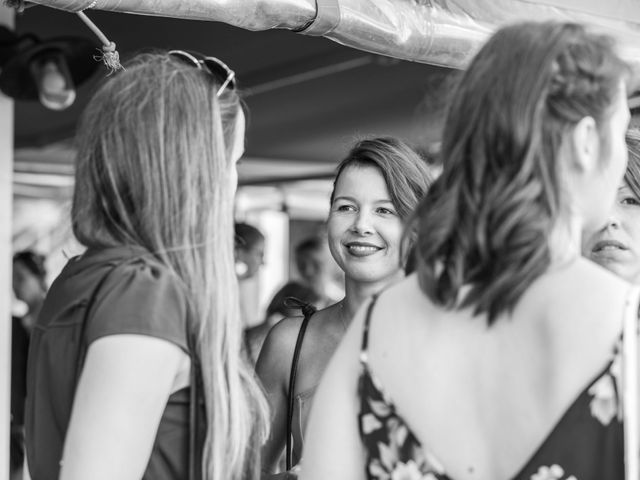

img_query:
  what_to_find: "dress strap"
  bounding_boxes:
[359,294,380,366]
[285,299,317,471]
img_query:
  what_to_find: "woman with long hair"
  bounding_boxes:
[256,137,433,477]
[301,22,632,480]
[584,129,640,283]
[25,51,268,480]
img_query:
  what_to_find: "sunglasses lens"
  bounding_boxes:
[202,57,236,92]
[169,50,236,96]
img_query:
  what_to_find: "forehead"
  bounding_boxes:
[333,164,389,199]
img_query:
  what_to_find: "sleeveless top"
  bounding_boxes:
[26,246,205,480]
[357,296,626,480]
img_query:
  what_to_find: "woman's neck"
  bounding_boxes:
[548,214,582,270]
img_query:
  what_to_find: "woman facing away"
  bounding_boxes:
[256,137,433,476]
[301,21,633,480]
[584,129,640,283]
[25,51,268,480]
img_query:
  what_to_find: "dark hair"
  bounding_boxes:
[13,250,47,281]
[412,21,630,324]
[624,128,640,199]
[330,137,434,220]
[234,223,265,251]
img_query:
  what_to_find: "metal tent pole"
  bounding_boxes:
[0,6,14,480]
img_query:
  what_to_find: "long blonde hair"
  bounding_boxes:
[71,52,268,480]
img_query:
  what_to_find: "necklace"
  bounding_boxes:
[337,301,349,332]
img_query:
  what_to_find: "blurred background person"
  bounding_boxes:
[11,250,47,480]
[301,21,632,480]
[235,222,266,281]
[25,51,268,480]
[235,222,266,327]
[12,250,47,331]
[257,137,433,477]
[583,128,640,283]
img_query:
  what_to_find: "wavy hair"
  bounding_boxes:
[624,128,640,199]
[412,22,630,324]
[71,52,268,480]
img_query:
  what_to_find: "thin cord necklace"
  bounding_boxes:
[337,301,349,332]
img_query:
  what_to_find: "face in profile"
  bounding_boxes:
[583,179,640,282]
[327,164,404,284]
[584,83,630,232]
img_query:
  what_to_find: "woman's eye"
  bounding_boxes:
[621,196,640,206]
[376,207,396,215]
[336,204,356,212]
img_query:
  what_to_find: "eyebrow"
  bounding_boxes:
[332,195,394,204]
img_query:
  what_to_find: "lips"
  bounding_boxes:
[344,241,383,257]
[591,239,628,253]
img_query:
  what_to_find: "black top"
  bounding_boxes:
[357,296,625,480]
[25,245,204,480]
[11,316,29,427]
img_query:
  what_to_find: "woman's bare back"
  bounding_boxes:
[364,258,630,480]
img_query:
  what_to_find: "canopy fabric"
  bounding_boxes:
[26,0,640,67]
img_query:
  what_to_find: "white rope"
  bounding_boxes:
[76,10,123,74]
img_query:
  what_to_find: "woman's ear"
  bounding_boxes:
[570,115,599,173]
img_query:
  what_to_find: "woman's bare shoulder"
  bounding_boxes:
[255,315,308,383]
[259,316,305,359]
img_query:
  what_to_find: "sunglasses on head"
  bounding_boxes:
[168,50,236,97]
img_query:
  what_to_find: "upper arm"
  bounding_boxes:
[255,317,301,473]
[299,306,366,480]
[60,334,186,480]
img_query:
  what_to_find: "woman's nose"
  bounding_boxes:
[605,213,621,230]
[352,210,374,235]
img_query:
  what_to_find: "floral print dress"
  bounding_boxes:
[357,298,625,480]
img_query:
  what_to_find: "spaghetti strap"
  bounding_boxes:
[285,298,317,471]
[360,295,380,365]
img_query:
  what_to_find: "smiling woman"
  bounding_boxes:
[583,128,640,282]
[255,137,433,478]
[328,165,405,284]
